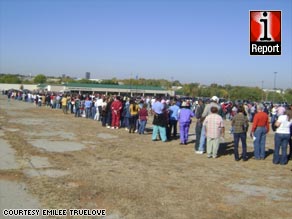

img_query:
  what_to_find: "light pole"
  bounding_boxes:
[130,73,133,97]
[261,80,264,101]
[273,72,277,103]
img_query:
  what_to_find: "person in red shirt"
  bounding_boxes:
[111,96,122,129]
[138,103,148,134]
[250,104,269,160]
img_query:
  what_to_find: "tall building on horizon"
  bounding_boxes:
[85,72,90,80]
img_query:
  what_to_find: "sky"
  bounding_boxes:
[0,0,291,89]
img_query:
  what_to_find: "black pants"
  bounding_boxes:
[129,115,138,133]
[289,136,292,160]
[168,120,178,139]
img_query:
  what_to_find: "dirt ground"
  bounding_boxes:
[0,95,291,219]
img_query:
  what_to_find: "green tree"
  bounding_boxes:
[33,74,47,84]
[172,80,182,86]
[0,75,22,83]
[284,89,292,103]
[100,79,118,85]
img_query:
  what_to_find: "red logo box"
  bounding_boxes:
[250,11,281,55]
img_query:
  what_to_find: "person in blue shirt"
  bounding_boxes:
[84,97,92,119]
[151,97,167,142]
[168,100,180,139]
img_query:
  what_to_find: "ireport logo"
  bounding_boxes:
[250,10,281,55]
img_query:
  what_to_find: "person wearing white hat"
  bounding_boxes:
[178,101,194,145]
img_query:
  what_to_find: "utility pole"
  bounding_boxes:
[273,72,277,103]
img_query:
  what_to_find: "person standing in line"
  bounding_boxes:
[243,102,249,120]
[196,96,220,154]
[95,95,103,121]
[111,96,122,129]
[178,102,194,145]
[91,98,96,120]
[7,90,12,103]
[271,104,278,124]
[123,98,131,130]
[249,103,256,122]
[250,104,269,160]
[162,99,170,139]
[129,99,139,133]
[231,105,249,161]
[138,103,148,134]
[94,97,100,120]
[105,97,113,128]
[61,94,68,114]
[84,97,92,118]
[168,100,180,139]
[194,99,205,152]
[101,97,108,127]
[273,110,292,165]
[289,120,292,160]
[151,97,167,142]
[74,95,81,117]
[56,94,61,109]
[203,106,225,158]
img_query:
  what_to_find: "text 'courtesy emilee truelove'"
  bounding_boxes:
[2,209,107,217]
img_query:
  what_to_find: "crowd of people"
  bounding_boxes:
[3,89,292,165]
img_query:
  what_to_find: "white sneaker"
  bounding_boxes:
[125,128,129,131]
[195,151,204,154]
[111,127,115,129]
[107,126,110,129]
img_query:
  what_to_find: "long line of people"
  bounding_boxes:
[3,90,292,165]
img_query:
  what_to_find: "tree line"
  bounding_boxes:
[1,74,291,103]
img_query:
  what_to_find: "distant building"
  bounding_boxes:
[263,88,283,94]
[89,79,102,82]
[85,72,90,80]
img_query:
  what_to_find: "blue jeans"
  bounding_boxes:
[198,126,206,152]
[85,107,91,118]
[123,117,130,129]
[75,107,80,117]
[169,120,178,138]
[233,132,247,160]
[271,115,277,124]
[194,121,202,151]
[253,126,267,159]
[106,111,112,126]
[91,107,96,119]
[273,133,290,165]
[138,120,147,134]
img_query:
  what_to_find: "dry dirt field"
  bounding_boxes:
[0,95,291,219]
